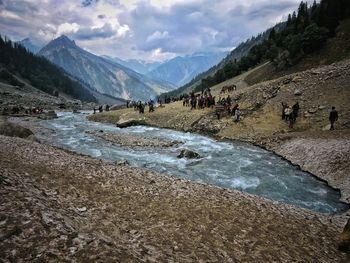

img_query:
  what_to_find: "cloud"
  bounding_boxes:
[146,31,170,43]
[0,0,302,61]
[56,22,80,37]
[82,0,99,7]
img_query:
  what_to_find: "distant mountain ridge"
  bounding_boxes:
[146,52,227,87]
[18,38,42,54]
[102,56,161,75]
[38,35,173,101]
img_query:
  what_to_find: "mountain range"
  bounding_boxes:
[146,52,227,87]
[17,35,227,101]
[104,52,227,87]
[38,35,173,101]
[102,57,161,75]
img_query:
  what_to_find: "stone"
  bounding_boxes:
[322,124,331,131]
[177,149,201,159]
[308,108,318,114]
[116,118,146,128]
[76,207,87,213]
[115,160,129,166]
[294,90,302,96]
[283,78,292,84]
[46,110,58,119]
[0,121,34,139]
[318,105,326,110]
[292,76,302,82]
[338,218,350,251]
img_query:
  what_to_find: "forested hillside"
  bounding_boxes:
[161,0,350,98]
[192,0,350,93]
[0,36,96,102]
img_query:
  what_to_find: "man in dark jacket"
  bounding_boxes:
[329,106,338,130]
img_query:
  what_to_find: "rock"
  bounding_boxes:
[0,120,34,139]
[322,124,331,131]
[338,218,350,251]
[115,160,129,166]
[116,118,146,128]
[318,105,326,110]
[292,76,302,82]
[177,149,201,159]
[27,134,39,142]
[308,108,318,114]
[76,207,87,213]
[294,89,302,96]
[283,78,292,84]
[46,110,58,119]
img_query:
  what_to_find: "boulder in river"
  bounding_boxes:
[177,149,201,159]
[39,110,58,120]
[116,118,146,128]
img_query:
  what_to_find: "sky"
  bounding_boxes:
[0,0,303,61]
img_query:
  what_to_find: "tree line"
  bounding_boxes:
[0,36,96,102]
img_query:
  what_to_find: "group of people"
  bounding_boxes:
[215,96,240,121]
[92,87,340,132]
[281,102,339,130]
[93,104,110,114]
[186,91,216,110]
[281,102,299,128]
[24,107,44,114]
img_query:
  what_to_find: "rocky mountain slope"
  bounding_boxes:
[38,35,173,101]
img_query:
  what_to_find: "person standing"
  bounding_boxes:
[329,106,338,130]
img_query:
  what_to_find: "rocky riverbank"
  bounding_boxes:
[87,131,182,148]
[0,134,349,262]
[88,59,350,205]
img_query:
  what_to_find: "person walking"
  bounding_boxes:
[329,106,338,130]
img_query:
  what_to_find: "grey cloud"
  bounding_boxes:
[82,0,99,7]
[2,0,38,14]
[74,23,115,40]
[1,0,302,60]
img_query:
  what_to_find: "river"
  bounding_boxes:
[37,111,348,214]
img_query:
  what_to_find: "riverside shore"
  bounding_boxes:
[0,132,349,262]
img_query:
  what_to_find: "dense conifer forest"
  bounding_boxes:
[0,36,96,102]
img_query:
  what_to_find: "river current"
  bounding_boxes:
[38,112,348,214]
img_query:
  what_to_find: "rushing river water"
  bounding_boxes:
[38,112,348,214]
